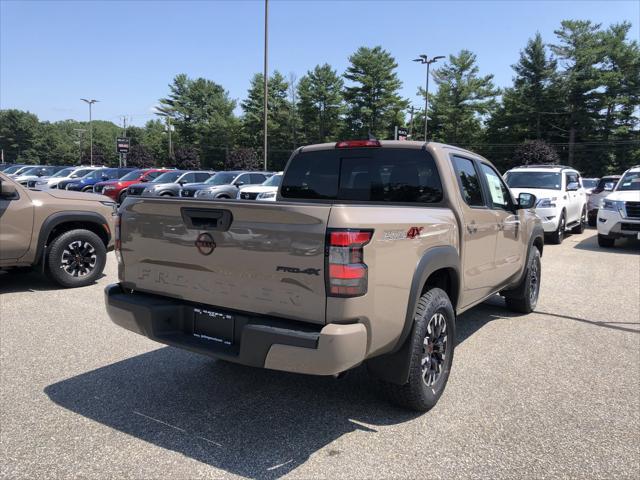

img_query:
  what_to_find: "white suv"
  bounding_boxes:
[597,165,640,248]
[505,165,587,244]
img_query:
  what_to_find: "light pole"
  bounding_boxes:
[81,99,98,165]
[413,55,444,141]
[263,0,269,171]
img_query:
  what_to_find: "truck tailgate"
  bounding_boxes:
[119,199,331,324]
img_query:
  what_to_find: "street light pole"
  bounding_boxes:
[413,55,444,141]
[81,99,98,165]
[263,0,269,171]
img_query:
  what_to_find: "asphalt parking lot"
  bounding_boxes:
[1,229,639,479]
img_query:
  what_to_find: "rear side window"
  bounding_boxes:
[281,148,443,203]
[250,173,267,184]
[452,156,484,207]
[194,172,211,182]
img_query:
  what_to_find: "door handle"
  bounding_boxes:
[466,222,478,234]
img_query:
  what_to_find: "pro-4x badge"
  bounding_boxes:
[407,227,424,239]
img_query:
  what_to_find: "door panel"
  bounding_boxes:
[479,163,523,282]
[0,185,34,260]
[451,156,498,307]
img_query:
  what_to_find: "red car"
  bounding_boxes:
[94,168,170,203]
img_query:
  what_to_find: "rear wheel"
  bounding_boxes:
[572,207,587,234]
[82,186,94,193]
[597,234,615,248]
[505,247,541,314]
[45,229,106,287]
[379,288,455,412]
[548,212,565,244]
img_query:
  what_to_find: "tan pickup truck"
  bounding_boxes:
[0,171,116,287]
[106,140,544,411]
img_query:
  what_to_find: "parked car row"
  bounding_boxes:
[5,164,277,204]
[503,164,640,248]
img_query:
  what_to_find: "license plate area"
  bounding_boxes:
[192,307,234,346]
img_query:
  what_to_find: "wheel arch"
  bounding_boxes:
[36,211,111,266]
[366,245,461,385]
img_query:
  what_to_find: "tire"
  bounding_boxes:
[118,190,128,204]
[45,229,107,288]
[217,195,231,199]
[160,192,173,197]
[82,186,94,193]
[597,234,615,248]
[505,247,541,314]
[572,207,586,234]
[587,216,596,227]
[379,288,455,412]
[548,212,565,244]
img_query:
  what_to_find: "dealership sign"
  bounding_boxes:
[116,137,130,154]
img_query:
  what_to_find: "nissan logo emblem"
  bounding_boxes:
[195,233,216,255]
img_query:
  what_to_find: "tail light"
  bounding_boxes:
[335,139,381,148]
[114,213,122,262]
[326,229,373,297]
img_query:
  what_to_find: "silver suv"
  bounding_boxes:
[127,170,214,197]
[180,171,271,199]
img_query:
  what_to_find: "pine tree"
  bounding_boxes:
[297,63,344,144]
[343,46,407,139]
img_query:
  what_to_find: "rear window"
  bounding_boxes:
[280,148,443,203]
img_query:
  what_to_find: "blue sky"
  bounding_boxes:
[1,0,638,126]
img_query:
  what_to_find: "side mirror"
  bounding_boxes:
[0,180,18,199]
[140,177,149,182]
[234,181,244,187]
[178,180,186,185]
[517,192,537,209]
[566,182,579,191]
[101,175,109,181]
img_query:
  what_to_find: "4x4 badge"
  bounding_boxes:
[195,233,216,255]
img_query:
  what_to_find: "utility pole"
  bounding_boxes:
[413,55,444,141]
[81,99,98,165]
[119,115,129,167]
[166,117,174,160]
[263,0,269,171]
[74,129,86,164]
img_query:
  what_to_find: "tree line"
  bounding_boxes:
[1,19,638,175]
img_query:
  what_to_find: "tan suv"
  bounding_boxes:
[0,172,116,287]
[105,140,544,411]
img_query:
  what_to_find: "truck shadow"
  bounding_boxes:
[42,299,512,478]
[0,268,106,293]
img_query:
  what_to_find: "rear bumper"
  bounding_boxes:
[105,284,367,375]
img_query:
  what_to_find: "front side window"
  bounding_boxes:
[565,172,579,189]
[452,156,484,207]
[481,164,511,210]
